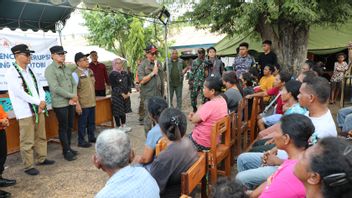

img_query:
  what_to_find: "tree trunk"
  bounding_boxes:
[256,15,309,76]
[277,21,309,75]
[256,14,282,63]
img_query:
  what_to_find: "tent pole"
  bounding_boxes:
[165,23,171,107]
[58,29,63,46]
[55,21,64,46]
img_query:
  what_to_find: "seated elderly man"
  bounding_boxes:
[93,129,160,198]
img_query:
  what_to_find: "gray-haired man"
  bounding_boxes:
[93,129,160,198]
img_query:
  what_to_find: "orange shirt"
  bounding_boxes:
[0,105,8,130]
[259,75,275,102]
[0,105,7,120]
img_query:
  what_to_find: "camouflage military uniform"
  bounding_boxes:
[189,58,206,110]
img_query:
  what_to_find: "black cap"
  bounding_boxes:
[50,45,67,54]
[75,52,89,63]
[145,44,158,53]
[11,44,35,54]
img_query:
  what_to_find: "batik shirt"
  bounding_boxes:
[232,54,255,78]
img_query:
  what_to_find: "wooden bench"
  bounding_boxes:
[181,152,208,198]
[236,99,249,153]
[208,115,231,184]
[248,96,263,143]
[229,111,237,163]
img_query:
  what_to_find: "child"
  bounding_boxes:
[330,53,349,104]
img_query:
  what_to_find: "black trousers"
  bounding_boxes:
[95,90,106,97]
[0,130,7,175]
[54,106,74,153]
[114,114,126,127]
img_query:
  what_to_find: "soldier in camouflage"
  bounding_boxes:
[189,48,206,113]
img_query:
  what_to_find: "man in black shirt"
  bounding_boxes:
[258,40,278,77]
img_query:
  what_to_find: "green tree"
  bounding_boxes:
[184,0,352,73]
[83,10,174,68]
[125,18,146,72]
[144,22,174,63]
[82,11,133,57]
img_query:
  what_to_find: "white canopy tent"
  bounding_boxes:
[1,0,172,105]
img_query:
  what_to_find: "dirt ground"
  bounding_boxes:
[1,84,195,198]
[1,81,348,198]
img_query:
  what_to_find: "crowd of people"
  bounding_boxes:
[0,39,352,198]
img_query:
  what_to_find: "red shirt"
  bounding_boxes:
[89,62,110,91]
[267,87,284,114]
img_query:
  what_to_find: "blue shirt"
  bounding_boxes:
[145,124,163,149]
[95,165,160,198]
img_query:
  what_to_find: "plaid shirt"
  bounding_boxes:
[95,165,160,198]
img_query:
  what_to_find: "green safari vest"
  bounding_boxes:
[75,68,96,108]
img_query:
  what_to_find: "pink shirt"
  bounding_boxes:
[259,160,305,198]
[191,97,228,147]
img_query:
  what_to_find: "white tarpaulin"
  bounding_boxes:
[0,34,58,90]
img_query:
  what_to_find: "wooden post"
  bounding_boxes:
[340,42,352,107]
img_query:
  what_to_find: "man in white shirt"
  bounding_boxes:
[6,44,55,176]
[298,76,337,144]
[235,76,337,189]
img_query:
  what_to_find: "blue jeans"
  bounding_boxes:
[336,106,352,133]
[262,114,282,127]
[77,107,96,144]
[236,151,288,189]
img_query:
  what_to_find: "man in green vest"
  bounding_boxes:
[72,52,96,148]
[138,45,164,134]
[165,49,187,110]
[45,46,78,161]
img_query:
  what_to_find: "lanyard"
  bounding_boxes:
[13,63,48,123]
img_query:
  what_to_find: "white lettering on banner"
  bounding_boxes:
[0,34,58,90]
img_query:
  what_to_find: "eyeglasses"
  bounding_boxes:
[80,58,89,62]
[151,53,157,56]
